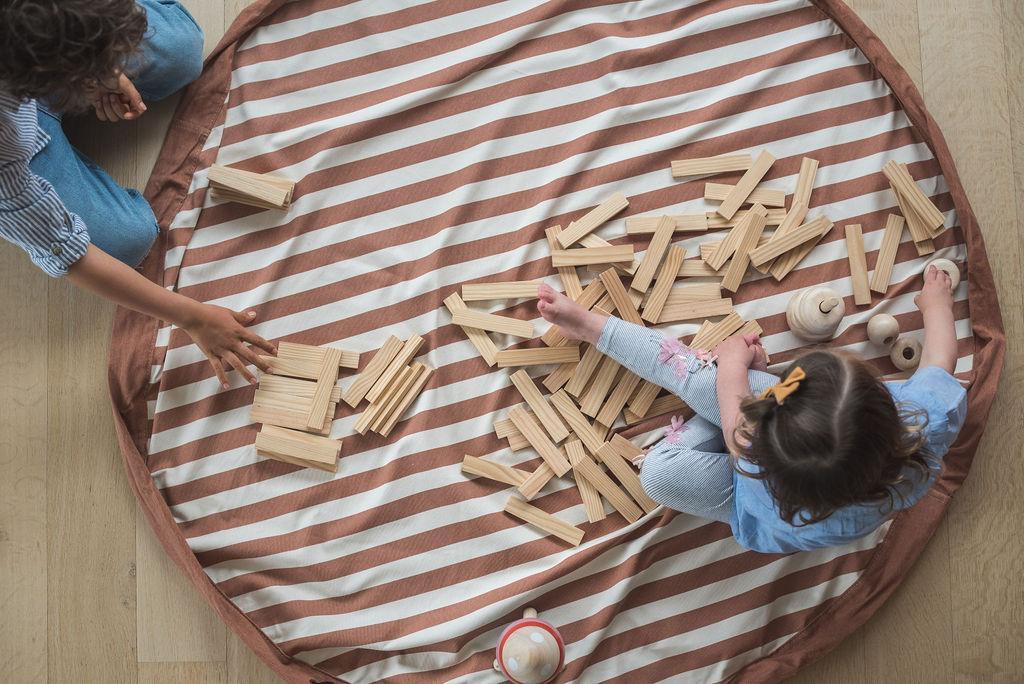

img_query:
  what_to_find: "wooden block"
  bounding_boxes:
[262,342,359,379]
[678,259,724,278]
[793,157,819,208]
[716,151,775,220]
[721,204,768,292]
[444,293,498,367]
[662,282,724,307]
[566,441,606,523]
[703,220,745,271]
[565,344,604,398]
[705,182,785,207]
[510,370,569,443]
[305,347,342,430]
[624,393,685,424]
[609,433,645,461]
[577,234,638,276]
[259,375,342,403]
[496,346,580,368]
[630,216,674,292]
[625,214,708,234]
[462,281,542,301]
[450,309,534,338]
[354,366,411,436]
[504,496,584,546]
[580,356,621,417]
[341,336,403,408]
[690,312,745,350]
[883,160,945,231]
[251,391,333,436]
[892,185,937,255]
[461,455,529,487]
[658,298,733,323]
[870,215,906,294]
[844,224,871,306]
[545,226,582,300]
[549,390,604,453]
[751,201,809,272]
[642,245,686,324]
[542,357,578,393]
[556,193,629,247]
[379,364,433,437]
[572,456,643,523]
[596,370,641,426]
[517,463,555,500]
[598,269,643,324]
[749,213,829,266]
[900,163,945,237]
[551,245,634,267]
[671,154,752,178]
[210,187,288,211]
[207,164,294,209]
[707,207,787,229]
[596,442,658,513]
[369,364,421,433]
[627,381,661,419]
[254,425,340,473]
[736,319,764,338]
[508,406,571,476]
[768,217,834,281]
[365,335,424,403]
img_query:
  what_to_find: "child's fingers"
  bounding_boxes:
[119,74,146,114]
[208,356,229,390]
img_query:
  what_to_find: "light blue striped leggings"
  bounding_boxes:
[597,317,779,522]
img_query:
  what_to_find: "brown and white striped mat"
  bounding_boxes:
[109,0,1005,681]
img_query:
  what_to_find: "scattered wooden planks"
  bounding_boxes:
[720,204,768,292]
[508,407,571,476]
[255,425,341,472]
[630,216,675,292]
[450,309,534,338]
[462,455,529,487]
[658,297,733,323]
[305,347,342,430]
[642,245,686,324]
[208,164,295,210]
[556,193,630,247]
[870,215,906,294]
[509,370,569,442]
[599,268,643,324]
[705,183,785,207]
[496,346,580,368]
[566,441,605,523]
[793,157,819,208]
[751,200,808,273]
[768,217,833,281]
[625,214,708,234]
[844,224,871,306]
[671,154,752,178]
[342,336,403,408]
[597,442,658,513]
[462,280,543,301]
[715,151,775,220]
[546,225,583,299]
[504,496,584,546]
[444,293,498,366]
[551,245,634,267]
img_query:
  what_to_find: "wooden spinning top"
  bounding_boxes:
[923,258,960,290]
[786,286,846,341]
[494,608,565,684]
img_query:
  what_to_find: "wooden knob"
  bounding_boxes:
[867,314,900,347]
[890,336,922,371]
[786,287,845,342]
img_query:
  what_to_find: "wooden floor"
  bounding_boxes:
[1,1,1020,682]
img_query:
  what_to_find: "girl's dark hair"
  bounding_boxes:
[0,0,147,110]
[735,350,930,525]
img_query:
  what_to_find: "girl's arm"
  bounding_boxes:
[713,334,763,454]
[916,265,957,374]
[67,244,275,387]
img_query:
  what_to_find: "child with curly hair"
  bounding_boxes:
[537,265,966,553]
[0,0,275,387]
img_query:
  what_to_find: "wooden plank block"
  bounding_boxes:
[510,370,569,443]
[721,204,768,292]
[678,259,724,277]
[259,375,342,403]
[444,293,498,367]
[504,496,584,546]
[610,433,645,461]
[508,406,571,476]
[580,355,621,417]
[671,154,752,178]
[366,335,424,403]
[751,200,809,273]
[551,245,634,267]
[542,357,578,393]
[690,312,745,350]
[768,217,834,281]
[703,219,746,271]
[716,151,775,219]
[793,157,819,208]
[517,463,555,500]
[255,425,341,473]
[556,193,629,247]
[549,390,604,453]
[845,224,871,306]
[630,216,674,292]
[642,245,686,324]
[598,269,643,324]
[625,214,708,234]
[624,393,685,424]
[700,234,771,263]
[276,341,359,370]
[368,364,420,433]
[379,364,433,437]
[566,441,606,523]
[572,456,643,523]
[208,164,294,209]
[596,370,641,426]
[305,347,342,430]
[462,281,542,301]
[461,455,529,487]
[662,282,724,306]
[251,392,333,436]
[870,215,906,294]
[565,344,604,398]
[749,213,829,266]
[892,185,937,254]
[627,380,661,419]
[899,163,945,237]
[883,160,945,231]
[450,309,534,338]
[341,336,403,408]
[545,225,582,300]
[658,297,733,323]
[596,442,658,513]
[496,346,580,367]
[707,207,787,229]
[578,234,638,276]
[705,182,785,207]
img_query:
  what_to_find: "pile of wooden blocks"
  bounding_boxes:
[346,335,434,438]
[251,341,358,472]
[208,164,295,210]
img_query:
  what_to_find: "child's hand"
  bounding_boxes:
[180,304,277,388]
[915,265,954,314]
[714,333,761,371]
[92,74,146,122]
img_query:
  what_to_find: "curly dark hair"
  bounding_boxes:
[0,0,148,111]
[734,350,931,526]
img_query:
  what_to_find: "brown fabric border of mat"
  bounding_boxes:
[104,1,1006,682]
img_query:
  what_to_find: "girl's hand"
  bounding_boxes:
[915,265,954,314]
[92,73,146,122]
[714,333,761,370]
[180,304,276,388]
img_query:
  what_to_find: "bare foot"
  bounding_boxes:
[537,283,607,344]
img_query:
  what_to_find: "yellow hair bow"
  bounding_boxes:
[760,366,806,404]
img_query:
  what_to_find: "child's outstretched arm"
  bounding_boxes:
[916,265,957,374]
[714,334,765,454]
